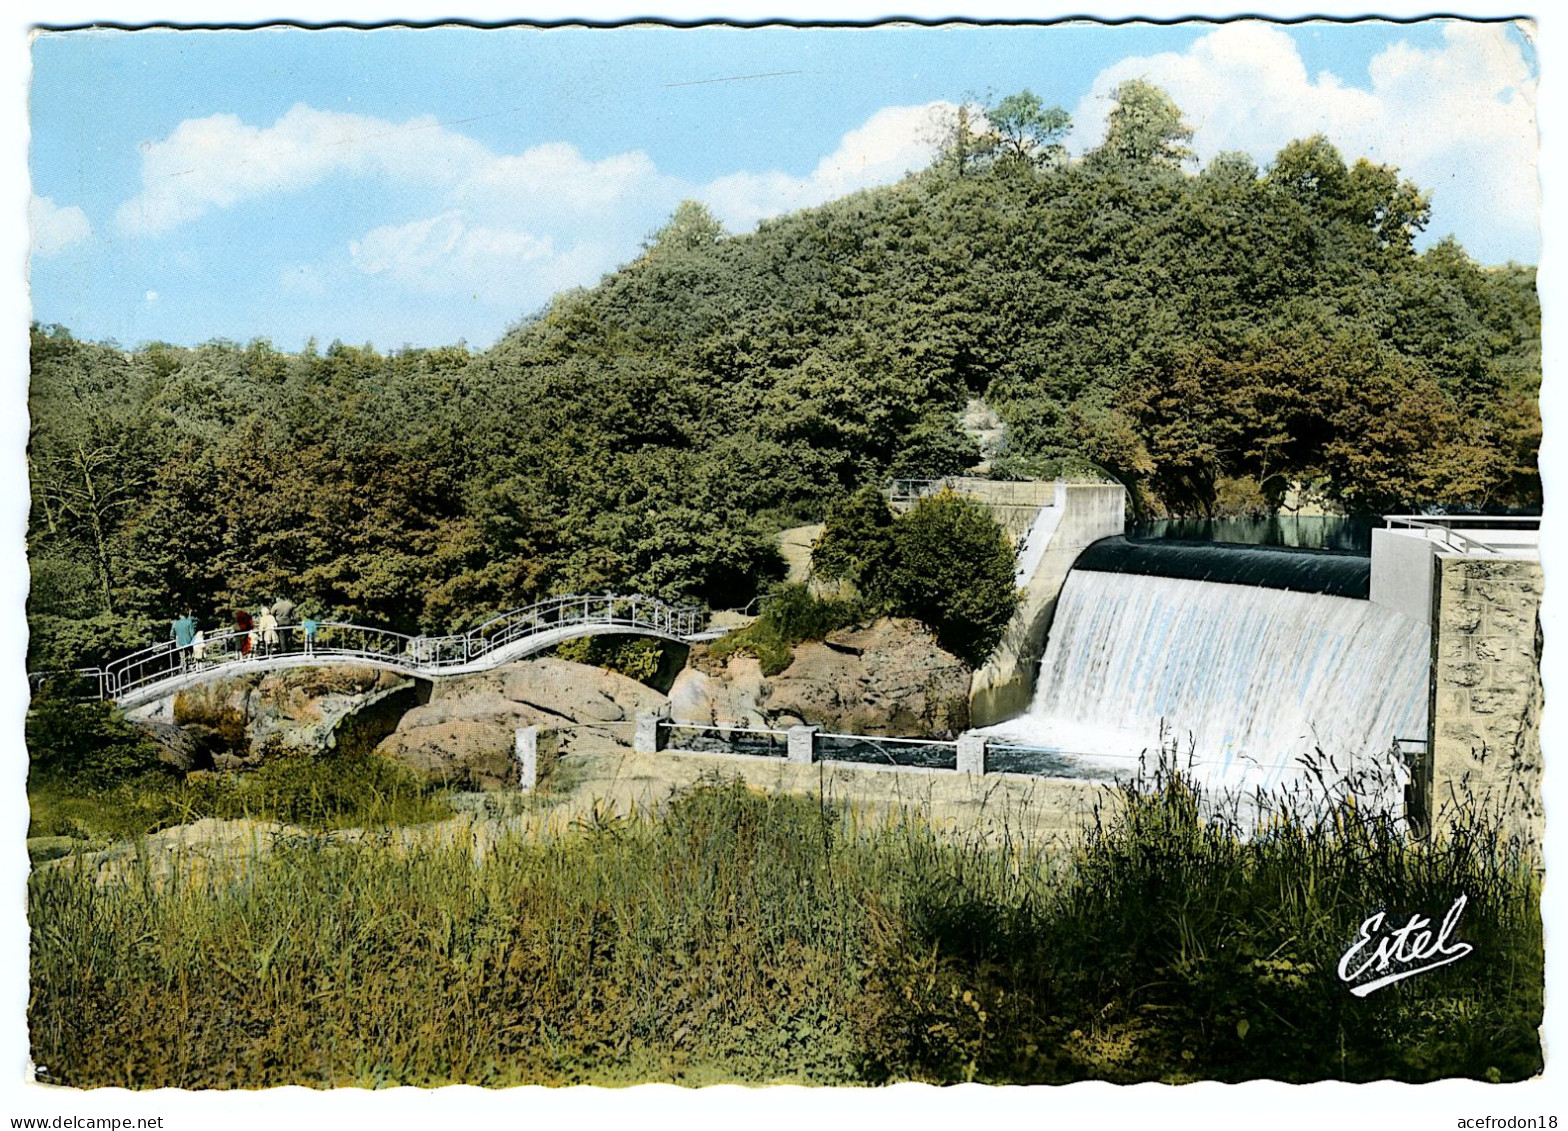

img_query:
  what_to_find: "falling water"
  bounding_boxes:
[984,569,1431,799]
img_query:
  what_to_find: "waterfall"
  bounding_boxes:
[984,569,1430,799]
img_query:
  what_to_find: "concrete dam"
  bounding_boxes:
[982,540,1430,795]
[965,486,1539,843]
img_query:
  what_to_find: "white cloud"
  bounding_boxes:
[353,211,549,285]
[113,103,689,305]
[455,142,675,218]
[144,290,158,303]
[700,102,951,229]
[115,103,490,236]
[1069,21,1538,263]
[29,195,90,256]
[109,99,987,319]
[349,210,619,308]
[337,104,945,301]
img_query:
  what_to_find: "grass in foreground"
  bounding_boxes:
[28,753,451,853]
[26,694,451,855]
[29,770,1542,1088]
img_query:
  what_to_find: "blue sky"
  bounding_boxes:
[28,19,1540,351]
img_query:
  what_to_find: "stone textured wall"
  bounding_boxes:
[1427,555,1543,856]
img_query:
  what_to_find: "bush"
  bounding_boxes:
[555,634,667,683]
[874,492,1018,666]
[26,695,167,789]
[813,488,1018,666]
[194,751,449,829]
[810,486,894,587]
[27,703,449,846]
[708,584,864,675]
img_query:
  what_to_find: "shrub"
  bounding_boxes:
[555,634,667,683]
[874,491,1018,666]
[814,488,1018,666]
[810,485,895,588]
[26,694,167,789]
[708,583,863,675]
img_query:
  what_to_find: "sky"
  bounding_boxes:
[26,17,1540,353]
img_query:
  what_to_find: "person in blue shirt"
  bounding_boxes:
[170,610,197,671]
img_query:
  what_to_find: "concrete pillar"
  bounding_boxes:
[515,726,538,792]
[633,711,668,754]
[956,732,987,775]
[787,725,819,765]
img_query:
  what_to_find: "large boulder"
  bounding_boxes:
[679,618,971,738]
[132,720,223,774]
[667,656,770,729]
[168,666,413,765]
[376,658,665,788]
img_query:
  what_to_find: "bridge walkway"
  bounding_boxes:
[32,594,730,711]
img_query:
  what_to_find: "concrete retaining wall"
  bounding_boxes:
[1424,555,1543,856]
[969,482,1127,726]
[1370,527,1440,624]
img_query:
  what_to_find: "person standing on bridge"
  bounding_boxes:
[302,616,318,656]
[235,607,254,658]
[257,605,280,657]
[271,596,297,652]
[170,610,196,672]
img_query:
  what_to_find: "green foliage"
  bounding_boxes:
[814,490,1017,666]
[878,493,1018,667]
[28,777,1542,1087]
[708,583,864,675]
[25,82,1541,667]
[197,752,448,829]
[554,634,667,684]
[1092,78,1195,169]
[27,610,157,673]
[26,695,167,789]
[985,90,1072,169]
[28,750,449,847]
[886,414,981,479]
[810,485,895,587]
[706,618,795,676]
[762,581,864,643]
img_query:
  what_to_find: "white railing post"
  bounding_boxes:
[634,712,668,754]
[516,726,539,792]
[957,733,987,775]
[787,725,819,765]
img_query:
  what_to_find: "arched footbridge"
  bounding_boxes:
[33,594,733,711]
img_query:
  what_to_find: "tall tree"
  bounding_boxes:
[1092,79,1196,169]
[985,90,1072,169]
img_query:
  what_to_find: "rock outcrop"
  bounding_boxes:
[675,618,970,737]
[164,666,416,768]
[375,657,665,788]
[133,720,222,774]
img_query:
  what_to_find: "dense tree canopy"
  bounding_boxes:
[27,82,1540,671]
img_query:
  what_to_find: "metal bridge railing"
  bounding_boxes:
[1382,515,1541,557]
[34,593,710,704]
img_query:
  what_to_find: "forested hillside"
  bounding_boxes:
[27,82,1540,671]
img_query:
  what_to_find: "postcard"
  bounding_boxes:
[9,4,1557,1127]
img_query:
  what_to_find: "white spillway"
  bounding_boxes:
[983,570,1430,799]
